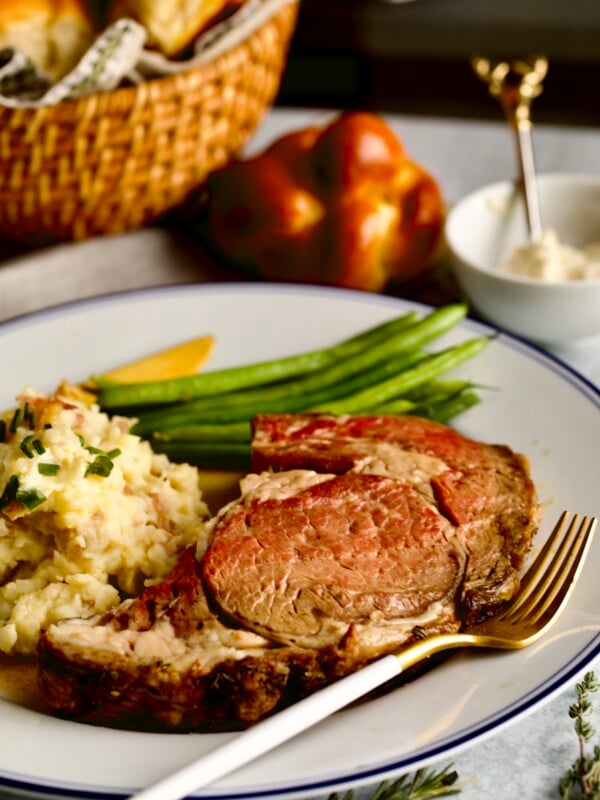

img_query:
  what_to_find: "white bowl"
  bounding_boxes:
[444,173,600,344]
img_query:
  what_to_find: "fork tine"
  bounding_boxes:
[502,510,575,618]
[503,514,596,626]
[528,516,597,627]
[508,510,571,611]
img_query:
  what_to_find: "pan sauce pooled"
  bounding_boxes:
[0,383,210,656]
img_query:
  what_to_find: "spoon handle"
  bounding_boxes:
[513,121,543,241]
[472,54,548,242]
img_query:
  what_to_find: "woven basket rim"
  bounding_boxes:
[0,0,298,117]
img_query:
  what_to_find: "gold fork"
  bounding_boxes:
[129,510,597,800]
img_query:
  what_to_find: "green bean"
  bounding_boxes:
[133,394,308,432]
[152,422,252,443]
[402,379,474,403]
[421,389,481,423]
[99,304,467,409]
[367,398,422,415]
[373,388,481,422]
[373,380,474,414]
[150,441,252,471]
[311,337,489,415]
[132,349,426,435]
[371,380,475,418]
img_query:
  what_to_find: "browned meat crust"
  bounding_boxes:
[39,549,330,731]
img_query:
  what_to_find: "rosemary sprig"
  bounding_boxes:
[560,671,600,799]
[326,764,461,800]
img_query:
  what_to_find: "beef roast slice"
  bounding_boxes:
[251,413,539,620]
[203,469,465,651]
[39,548,330,731]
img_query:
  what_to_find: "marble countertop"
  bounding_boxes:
[0,107,599,800]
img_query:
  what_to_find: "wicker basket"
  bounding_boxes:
[0,1,298,244]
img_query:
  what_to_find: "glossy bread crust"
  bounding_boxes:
[0,0,94,80]
[205,112,445,291]
[107,0,248,56]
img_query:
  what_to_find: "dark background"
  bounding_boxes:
[276,0,600,128]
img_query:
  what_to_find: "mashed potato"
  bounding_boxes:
[0,383,210,655]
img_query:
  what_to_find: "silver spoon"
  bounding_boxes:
[472,54,548,243]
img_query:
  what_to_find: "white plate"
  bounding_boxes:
[0,283,598,800]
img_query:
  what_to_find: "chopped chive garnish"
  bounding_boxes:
[32,439,45,455]
[85,454,115,478]
[0,475,19,511]
[23,402,35,429]
[15,487,47,511]
[9,408,21,433]
[77,434,85,446]
[38,463,59,476]
[20,434,35,459]
[85,446,121,459]
[0,420,5,442]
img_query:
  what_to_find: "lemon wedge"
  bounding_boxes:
[88,335,215,387]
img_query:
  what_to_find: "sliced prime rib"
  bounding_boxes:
[202,469,465,654]
[38,413,539,731]
[251,413,539,620]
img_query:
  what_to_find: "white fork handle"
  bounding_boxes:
[129,654,403,800]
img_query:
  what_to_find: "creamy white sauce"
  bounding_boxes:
[499,229,600,281]
[238,470,334,503]
[352,442,446,497]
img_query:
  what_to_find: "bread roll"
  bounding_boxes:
[107,0,246,57]
[0,0,95,81]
